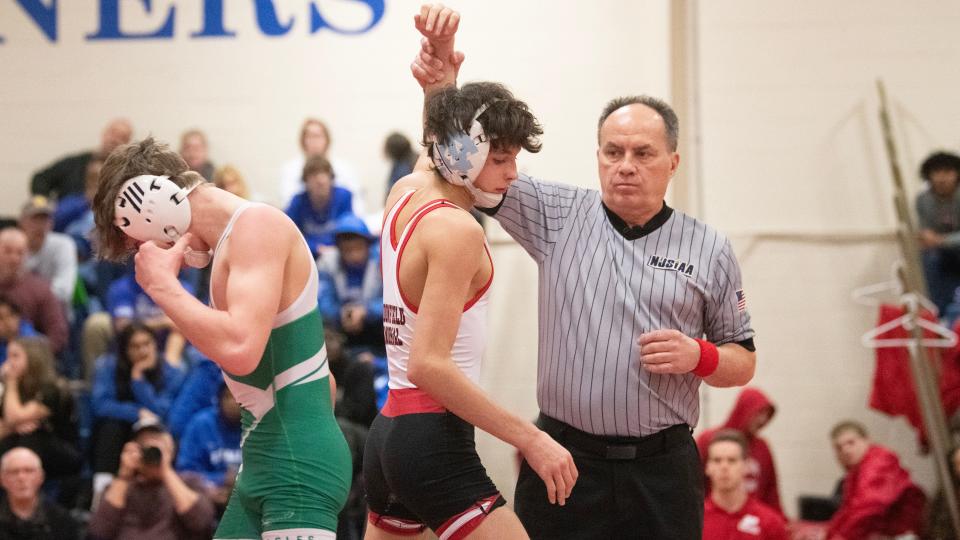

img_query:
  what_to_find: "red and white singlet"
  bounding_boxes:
[381,190,494,391]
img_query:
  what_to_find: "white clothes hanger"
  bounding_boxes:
[852,260,940,316]
[861,293,957,348]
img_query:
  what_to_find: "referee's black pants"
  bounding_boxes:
[514,414,703,540]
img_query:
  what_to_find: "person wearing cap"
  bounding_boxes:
[18,196,78,308]
[0,228,67,354]
[88,419,215,540]
[317,214,384,352]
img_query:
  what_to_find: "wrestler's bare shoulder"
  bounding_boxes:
[386,171,433,207]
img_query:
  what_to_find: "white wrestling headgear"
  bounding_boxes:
[114,175,211,268]
[430,103,503,208]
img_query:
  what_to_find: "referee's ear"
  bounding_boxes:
[669,151,680,178]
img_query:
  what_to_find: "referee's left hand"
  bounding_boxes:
[637,330,700,375]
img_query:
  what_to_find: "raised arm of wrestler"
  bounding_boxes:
[393,4,578,507]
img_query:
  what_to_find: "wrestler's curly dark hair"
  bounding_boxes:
[423,82,543,156]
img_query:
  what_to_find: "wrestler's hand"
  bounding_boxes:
[519,430,578,506]
[134,233,191,295]
[637,329,700,375]
[411,38,464,90]
[414,4,459,44]
[411,4,464,89]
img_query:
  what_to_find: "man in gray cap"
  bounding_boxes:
[18,196,77,308]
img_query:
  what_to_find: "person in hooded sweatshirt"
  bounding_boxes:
[697,387,781,514]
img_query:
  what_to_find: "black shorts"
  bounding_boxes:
[362,400,505,536]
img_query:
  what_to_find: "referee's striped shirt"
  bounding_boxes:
[487,174,755,437]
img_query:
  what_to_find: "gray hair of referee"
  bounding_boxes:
[597,96,680,152]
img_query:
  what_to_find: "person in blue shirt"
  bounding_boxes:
[284,155,354,255]
[90,322,186,475]
[106,270,191,360]
[166,350,224,439]
[0,295,39,366]
[175,384,242,513]
[317,214,384,353]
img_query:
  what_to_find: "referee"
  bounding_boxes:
[413,17,756,540]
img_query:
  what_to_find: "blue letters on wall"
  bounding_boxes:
[87,0,176,40]
[1,1,385,43]
[12,0,58,42]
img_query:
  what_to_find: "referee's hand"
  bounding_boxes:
[637,329,700,374]
[520,430,579,505]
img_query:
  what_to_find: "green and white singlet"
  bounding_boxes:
[211,203,350,540]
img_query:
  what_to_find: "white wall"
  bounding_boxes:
[695,0,960,517]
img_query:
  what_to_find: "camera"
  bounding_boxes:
[141,445,162,467]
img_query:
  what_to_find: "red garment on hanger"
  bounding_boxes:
[869,304,960,447]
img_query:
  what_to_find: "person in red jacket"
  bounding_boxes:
[698,387,782,513]
[817,421,926,539]
[704,429,787,540]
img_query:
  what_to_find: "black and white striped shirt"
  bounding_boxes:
[489,174,754,437]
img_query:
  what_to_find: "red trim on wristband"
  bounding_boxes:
[692,339,719,377]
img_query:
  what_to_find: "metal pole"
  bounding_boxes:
[879,79,960,538]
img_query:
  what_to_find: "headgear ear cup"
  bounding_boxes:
[114,175,194,244]
[430,104,504,208]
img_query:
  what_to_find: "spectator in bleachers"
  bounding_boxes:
[166,352,222,439]
[175,384,241,513]
[326,328,377,427]
[90,323,186,478]
[285,155,355,255]
[31,118,132,200]
[279,118,364,213]
[703,429,787,540]
[383,131,418,195]
[0,296,38,366]
[179,129,215,181]
[697,387,782,514]
[916,151,960,314]
[0,337,81,485]
[0,228,68,355]
[106,269,188,363]
[0,447,79,540]
[88,420,214,540]
[19,196,78,309]
[212,165,251,200]
[800,421,926,539]
[55,157,102,264]
[81,267,191,380]
[53,158,102,237]
[318,214,384,353]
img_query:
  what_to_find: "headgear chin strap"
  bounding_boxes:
[114,175,212,268]
[430,103,504,208]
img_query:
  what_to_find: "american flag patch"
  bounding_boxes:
[735,289,746,312]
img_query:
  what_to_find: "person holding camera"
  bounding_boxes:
[87,420,214,540]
